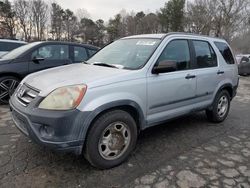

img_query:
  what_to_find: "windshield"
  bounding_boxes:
[1,42,41,60]
[87,38,161,69]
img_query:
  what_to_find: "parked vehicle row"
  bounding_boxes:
[0,41,99,104]
[236,55,250,76]
[9,33,239,169]
[0,39,27,57]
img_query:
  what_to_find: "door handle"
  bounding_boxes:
[217,70,225,75]
[185,74,196,79]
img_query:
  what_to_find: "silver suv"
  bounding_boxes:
[10,33,239,169]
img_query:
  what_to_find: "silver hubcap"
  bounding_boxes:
[217,95,228,118]
[0,79,19,103]
[98,122,131,160]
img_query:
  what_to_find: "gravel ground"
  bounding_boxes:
[0,77,250,188]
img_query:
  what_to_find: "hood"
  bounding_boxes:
[22,63,131,96]
[0,58,11,65]
[0,51,8,57]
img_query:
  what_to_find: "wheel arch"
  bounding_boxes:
[79,100,146,144]
[0,72,22,80]
[217,83,233,99]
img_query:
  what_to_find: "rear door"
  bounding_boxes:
[214,41,238,83]
[72,46,89,63]
[29,44,71,73]
[191,40,219,103]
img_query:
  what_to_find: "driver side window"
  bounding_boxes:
[31,45,69,60]
[157,40,190,71]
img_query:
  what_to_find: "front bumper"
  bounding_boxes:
[9,95,91,155]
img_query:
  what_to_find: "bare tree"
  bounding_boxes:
[31,0,48,40]
[14,0,33,41]
[187,0,250,41]
[75,8,90,20]
[50,2,64,40]
[186,0,216,35]
[63,9,78,41]
[216,0,250,41]
[142,13,160,34]
[0,0,16,39]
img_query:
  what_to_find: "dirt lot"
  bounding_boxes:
[0,77,250,188]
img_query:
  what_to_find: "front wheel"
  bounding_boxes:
[84,110,138,169]
[206,90,231,123]
[0,76,20,104]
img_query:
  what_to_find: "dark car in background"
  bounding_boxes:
[0,41,99,103]
[237,55,250,76]
[0,39,27,57]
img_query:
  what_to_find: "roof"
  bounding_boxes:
[0,39,27,44]
[122,32,226,42]
[35,41,99,49]
[123,34,167,39]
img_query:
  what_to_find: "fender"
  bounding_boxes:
[78,100,146,142]
[215,83,233,98]
[208,82,234,111]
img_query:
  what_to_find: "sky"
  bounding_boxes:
[54,0,167,21]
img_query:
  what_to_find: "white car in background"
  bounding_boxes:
[0,39,27,57]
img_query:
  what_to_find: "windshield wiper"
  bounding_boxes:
[82,61,90,64]
[91,62,121,69]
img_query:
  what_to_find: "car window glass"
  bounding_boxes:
[241,57,250,63]
[0,42,25,51]
[32,45,69,60]
[157,40,190,71]
[87,49,97,57]
[214,42,235,64]
[87,38,160,70]
[193,40,217,68]
[74,46,88,62]
[1,42,40,60]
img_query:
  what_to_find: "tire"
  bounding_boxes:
[206,90,231,123]
[0,76,20,104]
[84,110,138,169]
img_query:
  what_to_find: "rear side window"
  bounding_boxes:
[0,42,25,51]
[87,49,98,57]
[74,46,88,62]
[193,40,217,68]
[214,42,235,64]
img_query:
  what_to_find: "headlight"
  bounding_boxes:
[38,85,87,110]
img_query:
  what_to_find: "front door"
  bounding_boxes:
[29,44,71,73]
[147,39,197,126]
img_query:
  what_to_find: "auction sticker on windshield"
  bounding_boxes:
[136,41,157,46]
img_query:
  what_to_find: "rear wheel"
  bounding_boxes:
[84,110,138,169]
[0,76,19,104]
[206,90,230,123]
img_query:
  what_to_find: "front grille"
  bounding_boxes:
[16,84,39,107]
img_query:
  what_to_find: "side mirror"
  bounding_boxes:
[32,56,45,64]
[152,60,177,74]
